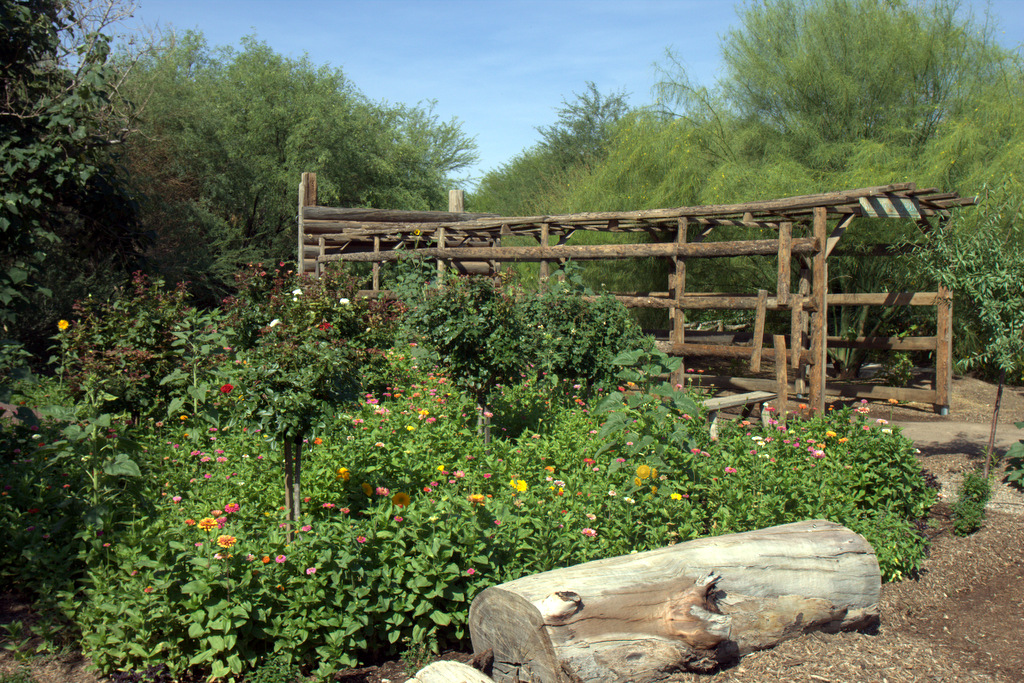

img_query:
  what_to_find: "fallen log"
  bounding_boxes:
[469,519,880,683]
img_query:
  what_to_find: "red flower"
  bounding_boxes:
[220,384,234,394]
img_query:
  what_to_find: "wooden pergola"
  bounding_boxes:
[297,172,975,416]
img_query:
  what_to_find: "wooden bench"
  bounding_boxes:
[704,391,777,439]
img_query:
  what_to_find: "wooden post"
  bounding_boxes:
[774,334,788,428]
[750,289,768,372]
[777,222,792,306]
[795,263,811,395]
[935,285,953,414]
[298,172,317,275]
[437,227,447,279]
[448,189,465,213]
[316,237,325,278]
[671,217,687,385]
[372,236,381,291]
[539,223,550,283]
[809,208,828,414]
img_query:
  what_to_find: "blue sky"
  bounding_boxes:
[125,0,1024,185]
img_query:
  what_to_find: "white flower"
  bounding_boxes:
[292,288,303,296]
[269,319,281,327]
[339,298,350,305]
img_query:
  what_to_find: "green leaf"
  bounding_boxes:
[180,580,210,595]
[103,454,141,478]
[429,610,452,626]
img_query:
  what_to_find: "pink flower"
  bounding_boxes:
[224,503,240,513]
[306,567,317,575]
[581,528,597,537]
[394,516,404,523]
[322,502,335,508]
[300,525,312,532]
[724,467,738,474]
[275,555,286,563]
[375,487,390,496]
[356,536,367,544]
[216,456,227,463]
[171,496,182,504]
[466,568,476,576]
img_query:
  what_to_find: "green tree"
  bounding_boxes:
[0,0,143,358]
[121,31,478,300]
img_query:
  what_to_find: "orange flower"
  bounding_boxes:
[197,517,217,531]
[261,556,271,564]
[313,437,323,445]
[216,535,237,549]
[468,494,485,506]
[336,467,351,482]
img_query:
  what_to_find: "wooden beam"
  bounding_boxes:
[826,292,940,306]
[608,294,817,311]
[654,341,811,363]
[539,223,550,282]
[671,217,687,383]
[320,237,821,263]
[824,214,855,257]
[750,290,768,372]
[372,236,380,291]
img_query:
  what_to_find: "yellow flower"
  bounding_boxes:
[336,467,351,482]
[216,535,237,548]
[418,409,429,416]
[670,493,683,501]
[436,465,446,472]
[406,425,416,432]
[197,518,217,531]
[825,431,837,438]
[650,485,658,495]
[510,479,528,492]
[635,464,652,479]
[57,319,69,331]
[391,492,411,508]
[361,483,373,497]
[467,493,485,506]
[634,477,643,487]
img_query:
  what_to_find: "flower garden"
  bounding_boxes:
[0,263,935,681]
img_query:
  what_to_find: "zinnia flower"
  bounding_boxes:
[220,384,233,394]
[57,319,70,331]
[581,528,597,537]
[197,518,217,531]
[391,492,411,507]
[216,535,237,548]
[275,555,286,563]
[724,467,738,474]
[336,467,351,482]
[224,503,240,513]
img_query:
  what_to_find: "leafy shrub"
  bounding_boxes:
[951,469,992,536]
[1005,421,1024,490]
[2,343,938,678]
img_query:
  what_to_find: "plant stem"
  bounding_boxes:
[984,369,1006,479]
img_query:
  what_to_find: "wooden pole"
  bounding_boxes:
[774,334,788,428]
[298,172,317,275]
[448,189,465,213]
[437,227,447,279]
[750,289,768,373]
[372,236,381,291]
[777,222,792,306]
[809,208,828,414]
[671,217,687,384]
[935,284,953,414]
[539,223,551,283]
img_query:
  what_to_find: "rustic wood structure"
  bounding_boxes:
[297,173,974,414]
[468,520,881,682]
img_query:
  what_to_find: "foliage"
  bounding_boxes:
[951,469,992,536]
[57,273,230,419]
[915,184,1024,378]
[0,0,143,349]
[120,31,477,301]
[1004,421,1024,490]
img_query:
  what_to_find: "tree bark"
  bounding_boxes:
[984,369,1006,479]
[469,520,880,683]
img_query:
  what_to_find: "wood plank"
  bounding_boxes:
[826,336,938,351]
[777,222,791,306]
[750,290,768,372]
[703,391,777,410]
[304,206,497,223]
[655,341,811,362]
[607,295,817,311]
[790,292,803,371]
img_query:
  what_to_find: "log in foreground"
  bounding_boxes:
[469,520,880,683]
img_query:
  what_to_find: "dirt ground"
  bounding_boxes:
[2,376,1022,683]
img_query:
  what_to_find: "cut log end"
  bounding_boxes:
[470,520,881,683]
